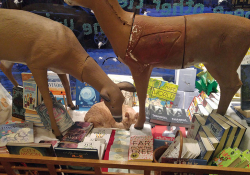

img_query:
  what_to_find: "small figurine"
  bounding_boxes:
[65,0,250,129]
[0,9,134,139]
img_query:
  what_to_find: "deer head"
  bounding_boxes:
[100,81,136,118]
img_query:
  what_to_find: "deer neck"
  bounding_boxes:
[92,0,134,59]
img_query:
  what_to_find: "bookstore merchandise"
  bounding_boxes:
[128,135,153,162]
[199,126,219,149]
[209,147,242,167]
[235,150,250,168]
[159,135,200,162]
[172,91,185,109]
[0,84,12,124]
[55,147,99,171]
[175,68,197,92]
[152,125,186,143]
[25,109,45,128]
[216,115,237,148]
[76,80,101,108]
[203,98,218,114]
[195,131,215,161]
[47,71,70,104]
[23,79,41,111]
[205,114,230,158]
[161,158,207,175]
[12,86,25,120]
[6,143,55,157]
[61,122,93,143]
[148,105,191,127]
[36,101,74,133]
[0,122,34,147]
[187,114,206,139]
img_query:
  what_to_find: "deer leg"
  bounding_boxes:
[205,64,242,115]
[0,61,18,87]
[29,67,63,139]
[58,74,75,110]
[130,65,153,129]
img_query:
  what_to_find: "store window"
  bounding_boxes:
[0,0,249,99]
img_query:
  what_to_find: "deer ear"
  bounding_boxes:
[125,112,130,118]
[117,82,136,92]
[100,90,110,102]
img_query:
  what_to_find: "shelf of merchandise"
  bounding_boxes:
[0,154,249,175]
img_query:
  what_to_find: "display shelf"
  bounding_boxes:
[0,154,249,175]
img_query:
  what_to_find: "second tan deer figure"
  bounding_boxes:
[65,0,250,129]
[0,8,132,139]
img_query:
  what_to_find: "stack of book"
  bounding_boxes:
[187,112,247,161]
[158,135,201,162]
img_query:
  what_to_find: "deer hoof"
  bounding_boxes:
[52,129,63,140]
[56,134,64,141]
[68,104,76,110]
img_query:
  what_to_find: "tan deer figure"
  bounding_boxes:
[65,0,250,129]
[0,8,131,139]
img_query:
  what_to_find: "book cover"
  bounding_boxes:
[0,122,34,147]
[12,86,25,120]
[199,126,219,150]
[78,141,101,159]
[25,112,45,128]
[87,128,112,146]
[54,147,99,171]
[76,80,101,108]
[172,91,184,109]
[35,101,74,133]
[21,72,33,82]
[241,64,250,110]
[209,147,242,167]
[187,100,195,120]
[216,115,237,148]
[199,91,209,100]
[187,114,206,139]
[235,150,250,168]
[205,114,230,158]
[57,142,78,148]
[203,98,218,113]
[148,105,171,125]
[161,158,207,175]
[225,115,247,148]
[39,140,59,148]
[184,91,200,109]
[128,135,153,162]
[61,122,93,143]
[7,143,55,157]
[175,68,197,92]
[153,125,186,142]
[168,108,191,128]
[47,71,69,96]
[23,80,38,111]
[147,78,178,102]
[195,131,214,161]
